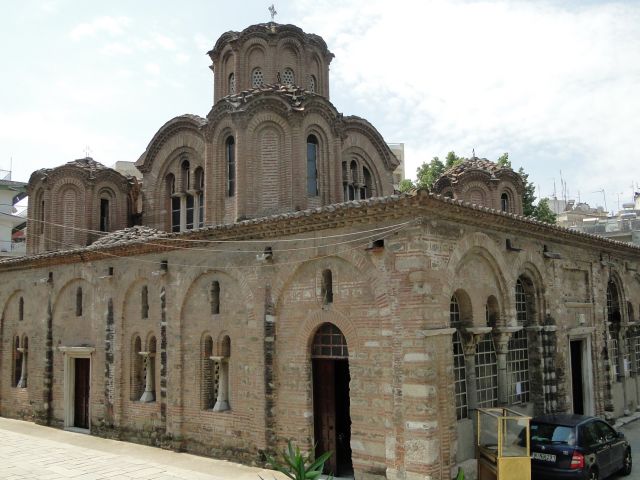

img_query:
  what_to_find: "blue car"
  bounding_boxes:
[530,414,631,479]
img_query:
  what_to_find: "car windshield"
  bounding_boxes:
[531,423,576,446]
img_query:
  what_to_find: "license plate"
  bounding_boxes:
[532,452,556,462]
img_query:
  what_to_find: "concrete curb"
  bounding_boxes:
[614,411,640,429]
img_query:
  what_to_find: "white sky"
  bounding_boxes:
[2,0,639,212]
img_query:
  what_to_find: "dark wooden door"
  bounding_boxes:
[570,340,584,414]
[313,358,337,474]
[74,358,90,428]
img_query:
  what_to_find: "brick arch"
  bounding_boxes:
[178,268,253,319]
[271,249,386,315]
[512,257,547,324]
[341,145,384,198]
[0,289,25,320]
[445,231,511,323]
[294,309,359,360]
[608,269,627,322]
[50,277,94,317]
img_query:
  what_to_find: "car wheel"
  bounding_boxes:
[587,467,599,480]
[620,447,632,475]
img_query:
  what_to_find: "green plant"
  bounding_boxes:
[260,440,333,480]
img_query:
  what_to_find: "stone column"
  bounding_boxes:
[492,327,520,406]
[16,347,27,388]
[461,326,492,414]
[138,352,155,403]
[210,355,229,411]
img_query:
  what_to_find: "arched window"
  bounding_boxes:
[228,72,236,95]
[607,280,621,380]
[99,198,110,232]
[211,281,220,315]
[141,286,149,319]
[76,287,83,316]
[508,279,530,404]
[308,75,316,93]
[19,297,24,321]
[195,167,205,228]
[450,295,468,420]
[167,174,180,233]
[307,135,318,196]
[362,167,372,199]
[282,68,295,85]
[312,323,348,358]
[17,336,28,388]
[202,336,215,409]
[39,198,45,234]
[321,269,333,305]
[226,136,235,197]
[212,336,231,411]
[501,193,510,212]
[181,159,190,192]
[252,67,264,88]
[131,336,143,401]
[12,336,21,387]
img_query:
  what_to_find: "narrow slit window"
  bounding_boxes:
[40,200,45,234]
[226,136,235,197]
[501,193,509,212]
[141,286,149,319]
[185,194,194,230]
[76,287,83,316]
[211,281,220,315]
[19,297,24,321]
[228,72,236,94]
[307,135,318,196]
[100,198,110,232]
[171,197,181,233]
[321,269,333,305]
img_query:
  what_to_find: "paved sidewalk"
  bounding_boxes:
[0,417,283,480]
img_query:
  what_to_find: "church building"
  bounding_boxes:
[1,21,639,480]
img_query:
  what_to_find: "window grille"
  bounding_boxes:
[507,329,530,404]
[450,295,461,327]
[475,334,498,408]
[252,67,264,88]
[308,75,316,93]
[509,279,530,404]
[634,331,640,375]
[282,68,295,85]
[625,330,634,375]
[312,323,348,359]
[171,197,181,233]
[610,335,619,378]
[453,330,468,419]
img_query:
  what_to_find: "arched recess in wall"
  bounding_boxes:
[340,147,383,201]
[245,43,267,87]
[58,184,82,248]
[51,278,95,347]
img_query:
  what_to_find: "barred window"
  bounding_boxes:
[252,67,264,88]
[507,330,530,404]
[475,333,498,408]
[625,330,634,376]
[282,68,295,85]
[228,73,236,95]
[607,281,621,379]
[634,331,640,375]
[509,279,530,404]
[312,323,347,359]
[308,75,316,93]
[450,295,467,419]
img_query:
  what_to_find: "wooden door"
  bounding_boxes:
[313,358,337,474]
[74,358,90,428]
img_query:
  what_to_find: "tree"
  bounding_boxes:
[532,198,557,224]
[398,178,415,192]
[415,151,463,190]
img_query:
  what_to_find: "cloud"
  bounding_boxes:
[145,63,161,75]
[292,0,640,206]
[100,42,133,56]
[69,16,132,40]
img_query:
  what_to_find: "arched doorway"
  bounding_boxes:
[312,323,353,476]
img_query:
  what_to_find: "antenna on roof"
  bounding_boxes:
[472,148,475,158]
[269,4,277,22]
[83,145,92,159]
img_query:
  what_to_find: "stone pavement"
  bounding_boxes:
[0,417,284,480]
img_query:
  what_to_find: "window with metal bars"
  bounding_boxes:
[607,281,621,379]
[252,67,264,87]
[634,331,640,376]
[475,333,498,409]
[450,296,468,419]
[312,323,348,359]
[508,280,530,404]
[282,68,295,85]
[625,330,634,376]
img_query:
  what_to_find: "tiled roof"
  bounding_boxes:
[442,157,504,179]
[223,83,310,110]
[91,226,167,247]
